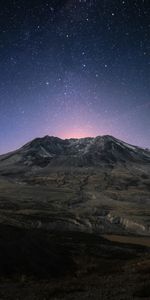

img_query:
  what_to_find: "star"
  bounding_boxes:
[0,0,149,153]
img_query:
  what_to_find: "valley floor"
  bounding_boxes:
[0,165,149,299]
[0,225,149,300]
[104,234,150,247]
[0,249,150,300]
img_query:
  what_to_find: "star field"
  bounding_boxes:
[0,0,149,153]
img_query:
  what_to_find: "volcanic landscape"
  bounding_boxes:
[0,135,150,299]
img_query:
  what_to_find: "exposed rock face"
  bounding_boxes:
[0,135,150,173]
[107,213,148,234]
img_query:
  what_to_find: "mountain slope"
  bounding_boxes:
[0,135,150,236]
[0,135,149,175]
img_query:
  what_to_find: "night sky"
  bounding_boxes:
[0,0,149,154]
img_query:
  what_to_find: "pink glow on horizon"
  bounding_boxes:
[57,127,100,139]
[58,128,95,139]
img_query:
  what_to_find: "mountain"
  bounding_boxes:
[0,135,150,175]
[0,135,150,237]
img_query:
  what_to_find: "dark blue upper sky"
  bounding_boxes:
[0,0,149,154]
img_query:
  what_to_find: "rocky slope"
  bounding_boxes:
[0,135,150,175]
[0,135,149,236]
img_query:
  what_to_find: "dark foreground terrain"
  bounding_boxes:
[0,135,150,299]
[0,225,150,300]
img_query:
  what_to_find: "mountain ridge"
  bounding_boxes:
[0,135,150,175]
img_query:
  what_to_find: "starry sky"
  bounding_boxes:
[0,0,149,154]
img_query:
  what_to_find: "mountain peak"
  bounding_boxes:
[0,135,149,174]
